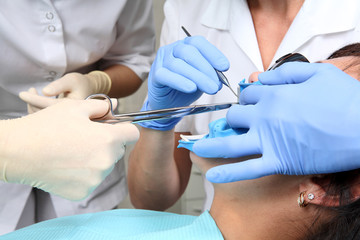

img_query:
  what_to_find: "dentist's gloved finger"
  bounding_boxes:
[42,76,72,96]
[28,104,42,114]
[226,104,256,129]
[101,98,119,120]
[192,133,261,158]
[155,68,197,93]
[239,85,270,105]
[26,88,41,114]
[259,62,325,85]
[108,123,140,145]
[28,87,38,95]
[79,99,112,119]
[205,157,274,183]
[19,91,60,108]
[159,59,220,94]
[184,36,230,71]
[173,42,219,82]
[28,104,41,114]
[110,98,118,109]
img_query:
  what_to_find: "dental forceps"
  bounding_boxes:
[181,26,238,98]
[86,94,236,124]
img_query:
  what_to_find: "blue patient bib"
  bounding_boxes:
[0,209,223,240]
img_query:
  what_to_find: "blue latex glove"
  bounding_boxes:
[193,62,360,183]
[139,36,229,131]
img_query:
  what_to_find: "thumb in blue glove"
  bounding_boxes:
[139,36,229,131]
[192,62,360,183]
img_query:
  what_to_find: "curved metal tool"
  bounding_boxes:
[86,94,235,124]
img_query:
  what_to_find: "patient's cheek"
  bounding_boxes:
[248,72,261,83]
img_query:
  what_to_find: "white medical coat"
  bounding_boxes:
[0,0,155,234]
[161,0,360,210]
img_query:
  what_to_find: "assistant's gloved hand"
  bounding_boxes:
[0,99,139,200]
[139,36,229,131]
[193,62,360,183]
[19,71,112,113]
[20,87,58,114]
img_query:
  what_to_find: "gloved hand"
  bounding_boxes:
[19,71,112,113]
[193,62,360,183]
[139,36,229,131]
[0,99,139,200]
[20,87,58,114]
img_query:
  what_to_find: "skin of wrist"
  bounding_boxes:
[134,127,175,165]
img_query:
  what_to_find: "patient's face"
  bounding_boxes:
[189,151,305,201]
[189,151,258,174]
[189,56,360,191]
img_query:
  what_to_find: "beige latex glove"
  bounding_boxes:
[20,71,112,113]
[21,88,49,114]
[0,99,139,200]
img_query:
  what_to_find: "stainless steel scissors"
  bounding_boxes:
[86,94,236,124]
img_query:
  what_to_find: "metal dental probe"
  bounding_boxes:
[181,26,238,98]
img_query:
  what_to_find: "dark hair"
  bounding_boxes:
[306,170,360,240]
[306,43,360,240]
[327,43,360,59]
[327,43,360,77]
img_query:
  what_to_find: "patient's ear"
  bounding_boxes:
[299,174,360,207]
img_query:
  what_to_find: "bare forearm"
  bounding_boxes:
[105,65,142,98]
[128,127,182,210]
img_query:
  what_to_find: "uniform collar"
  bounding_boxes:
[300,0,359,35]
[201,0,359,35]
[277,0,360,58]
[200,0,360,71]
[200,0,232,31]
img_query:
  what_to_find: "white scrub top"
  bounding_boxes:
[0,0,155,235]
[0,0,155,119]
[161,0,360,210]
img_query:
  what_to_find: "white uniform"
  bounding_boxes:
[161,0,360,210]
[0,0,155,235]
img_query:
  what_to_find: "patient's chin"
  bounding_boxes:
[190,152,262,173]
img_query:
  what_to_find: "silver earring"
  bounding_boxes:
[308,193,315,200]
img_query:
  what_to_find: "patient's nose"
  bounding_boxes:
[248,71,261,83]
